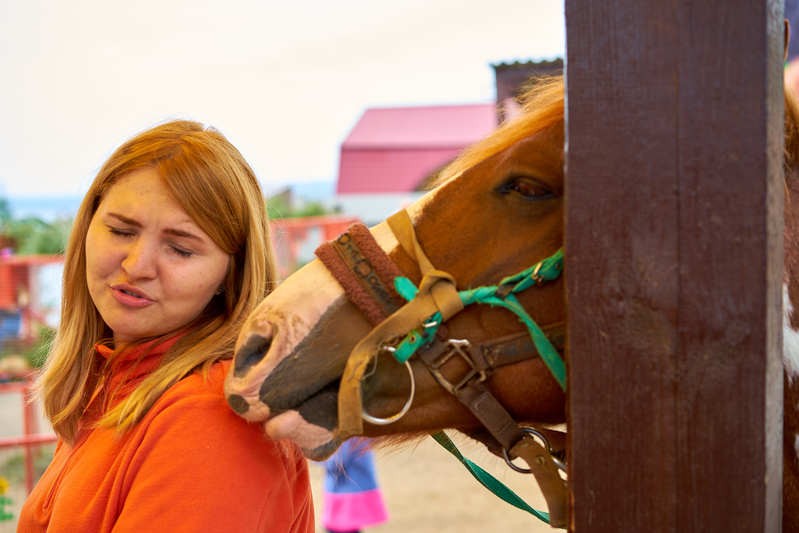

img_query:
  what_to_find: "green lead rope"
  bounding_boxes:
[388,250,566,526]
[431,430,551,523]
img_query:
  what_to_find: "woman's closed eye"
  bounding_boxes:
[108,226,135,238]
[168,244,194,258]
[109,225,194,257]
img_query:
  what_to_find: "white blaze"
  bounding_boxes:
[784,283,799,381]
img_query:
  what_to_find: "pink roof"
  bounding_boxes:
[338,103,497,193]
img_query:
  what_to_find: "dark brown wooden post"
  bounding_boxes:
[565,1,784,531]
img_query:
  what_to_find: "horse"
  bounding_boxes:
[224,75,799,529]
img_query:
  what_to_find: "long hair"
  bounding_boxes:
[36,120,276,443]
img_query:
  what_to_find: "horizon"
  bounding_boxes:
[4,179,337,221]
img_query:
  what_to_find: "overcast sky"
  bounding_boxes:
[0,1,565,197]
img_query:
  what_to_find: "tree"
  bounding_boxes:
[266,196,340,219]
[0,197,70,254]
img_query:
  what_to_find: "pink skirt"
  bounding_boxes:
[322,440,389,531]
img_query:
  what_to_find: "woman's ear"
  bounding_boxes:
[787,18,792,62]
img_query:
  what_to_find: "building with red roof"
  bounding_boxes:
[334,59,562,223]
[337,103,498,194]
[335,102,497,223]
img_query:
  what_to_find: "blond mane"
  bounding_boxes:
[787,90,799,173]
[438,77,799,186]
[435,76,565,187]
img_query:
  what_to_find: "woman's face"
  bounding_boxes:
[85,167,230,346]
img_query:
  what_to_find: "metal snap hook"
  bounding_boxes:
[501,426,567,474]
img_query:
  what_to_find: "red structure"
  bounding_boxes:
[337,103,497,194]
[0,254,63,342]
[270,215,360,279]
[0,254,61,493]
[0,376,56,494]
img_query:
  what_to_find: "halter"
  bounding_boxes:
[315,209,568,528]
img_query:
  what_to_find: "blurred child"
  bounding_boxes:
[323,440,388,533]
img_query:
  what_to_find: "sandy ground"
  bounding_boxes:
[0,390,556,533]
[310,436,556,533]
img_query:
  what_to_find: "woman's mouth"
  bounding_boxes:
[111,285,154,307]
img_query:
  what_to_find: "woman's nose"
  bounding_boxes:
[121,239,157,278]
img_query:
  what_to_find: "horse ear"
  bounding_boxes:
[786,18,791,62]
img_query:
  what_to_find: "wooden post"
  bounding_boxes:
[565,1,784,531]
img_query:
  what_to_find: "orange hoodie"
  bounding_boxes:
[18,340,314,532]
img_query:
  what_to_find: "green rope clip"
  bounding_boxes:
[392,249,565,390]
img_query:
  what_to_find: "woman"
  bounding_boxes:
[18,120,314,532]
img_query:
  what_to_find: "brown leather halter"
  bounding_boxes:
[315,210,569,528]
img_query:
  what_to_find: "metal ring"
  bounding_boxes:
[502,447,532,473]
[361,360,416,426]
[501,426,566,474]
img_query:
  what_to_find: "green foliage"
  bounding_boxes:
[0,198,11,226]
[0,325,55,369]
[3,217,70,255]
[0,197,70,255]
[265,195,290,219]
[266,196,339,219]
[22,325,55,368]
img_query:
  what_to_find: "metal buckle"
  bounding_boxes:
[428,339,487,394]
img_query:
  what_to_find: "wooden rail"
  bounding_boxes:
[0,377,57,494]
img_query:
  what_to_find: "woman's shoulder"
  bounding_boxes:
[116,359,314,533]
[154,358,240,415]
[178,357,232,394]
[140,358,305,462]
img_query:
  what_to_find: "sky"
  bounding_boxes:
[0,1,565,198]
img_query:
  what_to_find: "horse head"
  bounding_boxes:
[224,76,568,461]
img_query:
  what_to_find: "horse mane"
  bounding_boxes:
[434,76,799,187]
[432,75,565,188]
[786,89,799,174]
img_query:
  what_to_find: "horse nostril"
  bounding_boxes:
[227,394,250,414]
[233,334,272,376]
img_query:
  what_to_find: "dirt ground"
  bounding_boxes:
[0,388,555,533]
[309,436,556,533]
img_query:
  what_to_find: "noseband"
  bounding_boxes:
[315,209,568,527]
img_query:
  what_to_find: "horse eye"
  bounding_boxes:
[497,176,556,200]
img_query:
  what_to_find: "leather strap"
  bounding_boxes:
[511,434,569,529]
[419,324,567,390]
[388,210,435,274]
[389,210,464,321]
[453,380,524,450]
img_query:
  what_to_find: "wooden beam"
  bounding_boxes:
[564,1,784,531]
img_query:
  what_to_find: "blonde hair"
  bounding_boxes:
[37,120,276,443]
